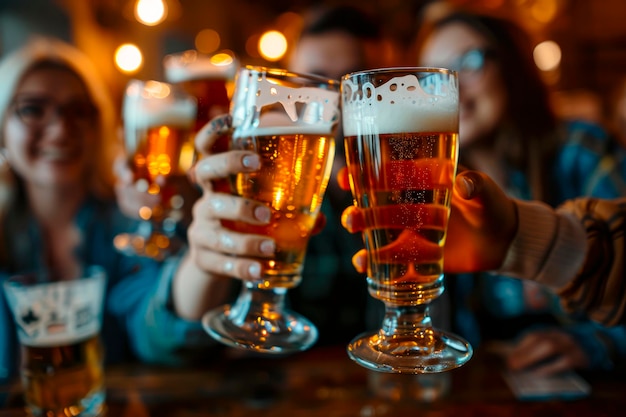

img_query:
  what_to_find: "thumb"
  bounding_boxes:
[454,170,485,200]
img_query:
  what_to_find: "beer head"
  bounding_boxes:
[163,49,239,83]
[3,266,107,348]
[341,68,459,136]
[123,80,196,130]
[230,66,341,139]
[123,80,196,152]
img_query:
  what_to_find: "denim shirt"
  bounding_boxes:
[0,195,215,382]
[453,120,626,370]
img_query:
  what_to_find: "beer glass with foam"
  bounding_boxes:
[202,66,340,353]
[114,79,197,260]
[163,50,238,135]
[341,68,472,373]
[3,267,107,417]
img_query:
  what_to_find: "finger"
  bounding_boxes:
[188,222,275,258]
[351,249,367,273]
[454,170,486,200]
[194,151,260,184]
[195,114,232,153]
[337,166,351,191]
[311,213,327,236]
[113,155,133,184]
[190,248,263,281]
[506,334,556,371]
[341,205,366,233]
[526,355,576,377]
[193,193,271,225]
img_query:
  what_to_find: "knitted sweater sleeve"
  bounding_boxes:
[498,197,626,326]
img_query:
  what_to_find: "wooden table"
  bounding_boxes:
[1,344,625,416]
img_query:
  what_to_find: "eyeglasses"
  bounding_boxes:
[12,96,98,128]
[446,48,495,82]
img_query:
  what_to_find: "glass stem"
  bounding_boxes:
[376,304,437,353]
[229,284,288,329]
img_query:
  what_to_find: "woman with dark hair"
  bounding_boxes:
[413,11,626,376]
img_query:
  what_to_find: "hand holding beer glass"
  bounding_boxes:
[114,80,197,260]
[202,66,339,353]
[341,68,472,373]
[3,267,107,417]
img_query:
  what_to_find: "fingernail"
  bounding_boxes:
[259,240,275,254]
[341,211,352,231]
[242,154,260,170]
[210,198,225,212]
[460,176,475,197]
[197,160,213,174]
[254,205,271,223]
[353,254,366,273]
[248,263,261,279]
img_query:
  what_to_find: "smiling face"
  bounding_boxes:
[418,22,509,148]
[3,64,98,191]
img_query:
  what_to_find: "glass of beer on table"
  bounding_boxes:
[341,67,472,373]
[3,266,107,417]
[202,66,340,353]
[114,79,197,260]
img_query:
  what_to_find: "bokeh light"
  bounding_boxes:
[258,30,288,61]
[533,40,562,71]
[134,0,167,26]
[195,29,221,54]
[115,43,143,73]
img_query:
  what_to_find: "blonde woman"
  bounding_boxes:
[0,37,221,381]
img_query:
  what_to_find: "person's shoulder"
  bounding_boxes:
[559,119,613,154]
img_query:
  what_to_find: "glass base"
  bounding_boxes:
[202,304,318,354]
[347,328,472,374]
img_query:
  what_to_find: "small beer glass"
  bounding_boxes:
[114,79,197,260]
[3,266,107,417]
[202,66,340,353]
[341,67,472,373]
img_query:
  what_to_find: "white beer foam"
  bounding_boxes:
[5,269,106,347]
[124,95,196,130]
[342,73,459,136]
[164,50,239,83]
[232,68,340,137]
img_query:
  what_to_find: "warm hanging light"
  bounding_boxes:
[115,43,143,73]
[533,40,562,71]
[258,30,288,62]
[135,0,168,26]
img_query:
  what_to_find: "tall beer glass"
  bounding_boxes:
[202,66,340,353]
[3,267,107,417]
[341,68,472,373]
[114,79,197,260]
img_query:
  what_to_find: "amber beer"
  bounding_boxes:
[342,79,459,305]
[3,267,107,416]
[225,128,335,288]
[344,131,457,302]
[21,336,105,416]
[123,82,196,221]
[163,50,238,133]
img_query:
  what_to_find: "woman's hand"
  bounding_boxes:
[187,114,276,282]
[338,168,518,274]
[171,115,276,320]
[505,329,589,376]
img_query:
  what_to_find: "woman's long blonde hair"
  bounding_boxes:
[0,36,119,216]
